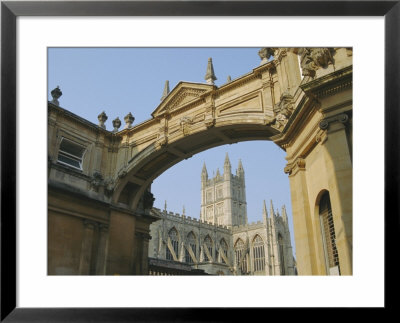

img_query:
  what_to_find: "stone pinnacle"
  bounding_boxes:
[204,57,217,85]
[161,80,170,101]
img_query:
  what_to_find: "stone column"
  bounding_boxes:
[95,224,109,275]
[320,115,353,275]
[105,209,136,275]
[286,160,318,275]
[133,231,151,275]
[79,220,96,275]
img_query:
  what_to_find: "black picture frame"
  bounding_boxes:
[1,1,397,321]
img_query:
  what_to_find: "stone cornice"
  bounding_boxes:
[300,65,352,99]
[48,102,115,138]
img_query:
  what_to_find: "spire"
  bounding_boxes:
[237,159,244,177]
[201,162,208,181]
[223,152,231,174]
[282,205,288,224]
[270,200,275,218]
[263,200,268,223]
[204,57,217,85]
[182,205,186,216]
[164,200,167,213]
[161,80,170,101]
[216,168,221,177]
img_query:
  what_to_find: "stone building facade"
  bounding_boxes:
[148,155,295,275]
[48,47,352,276]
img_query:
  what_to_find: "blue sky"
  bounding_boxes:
[48,48,296,254]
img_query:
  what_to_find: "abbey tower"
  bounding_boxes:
[200,153,247,227]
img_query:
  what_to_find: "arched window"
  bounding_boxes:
[252,235,265,273]
[219,239,228,264]
[204,235,213,262]
[166,227,179,261]
[235,238,247,274]
[319,191,341,275]
[278,233,286,275]
[185,232,197,264]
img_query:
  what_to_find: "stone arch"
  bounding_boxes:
[112,123,280,210]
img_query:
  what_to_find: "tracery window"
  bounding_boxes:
[252,235,265,273]
[319,191,341,275]
[216,203,224,225]
[204,235,213,262]
[166,227,179,261]
[235,238,247,274]
[185,232,197,264]
[206,207,214,222]
[220,239,228,264]
[206,190,213,203]
[216,186,223,199]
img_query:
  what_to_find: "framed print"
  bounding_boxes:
[1,1,398,321]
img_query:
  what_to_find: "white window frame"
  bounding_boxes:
[57,137,86,170]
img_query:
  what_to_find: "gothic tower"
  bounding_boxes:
[200,153,247,227]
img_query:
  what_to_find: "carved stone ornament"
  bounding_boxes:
[98,111,108,129]
[180,116,193,136]
[90,171,103,191]
[103,179,114,197]
[258,48,275,65]
[50,86,62,106]
[204,117,215,129]
[142,190,155,210]
[112,117,121,132]
[118,168,127,179]
[284,158,306,175]
[301,48,334,77]
[124,112,135,129]
[155,136,167,150]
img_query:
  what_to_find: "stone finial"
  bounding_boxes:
[161,80,170,101]
[164,200,167,213]
[237,159,244,176]
[282,205,288,224]
[50,86,62,106]
[98,111,108,129]
[263,200,268,223]
[227,75,232,83]
[124,112,135,129]
[182,205,185,216]
[270,200,275,218]
[258,48,275,65]
[204,57,217,85]
[112,117,121,133]
[201,162,208,179]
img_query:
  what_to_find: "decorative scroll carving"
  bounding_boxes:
[319,113,349,130]
[301,48,334,77]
